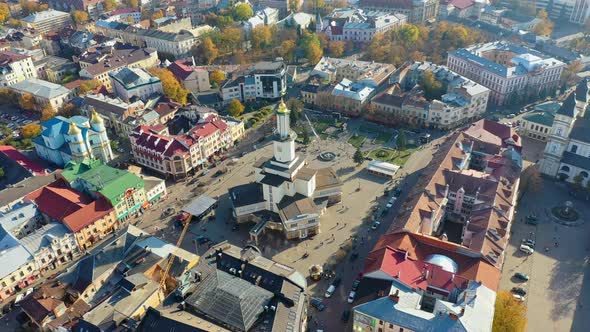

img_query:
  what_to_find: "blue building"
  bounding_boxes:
[33,111,113,167]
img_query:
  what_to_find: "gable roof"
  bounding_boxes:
[556,92,577,117]
[575,78,588,103]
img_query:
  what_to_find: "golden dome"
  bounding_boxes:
[276,97,289,114]
[90,109,103,125]
[68,121,81,135]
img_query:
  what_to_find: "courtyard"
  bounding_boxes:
[499,178,590,332]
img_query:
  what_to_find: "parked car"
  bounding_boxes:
[393,188,402,197]
[521,239,535,247]
[351,279,361,291]
[371,221,381,230]
[519,244,534,255]
[507,113,516,118]
[347,291,356,303]
[324,277,342,298]
[513,294,525,302]
[310,297,326,311]
[386,197,396,209]
[514,272,530,281]
[195,235,210,245]
[341,310,350,322]
[511,287,527,296]
[525,215,538,225]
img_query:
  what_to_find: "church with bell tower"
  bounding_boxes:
[33,110,114,167]
[229,99,342,240]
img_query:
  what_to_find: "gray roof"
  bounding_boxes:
[228,183,264,208]
[182,195,217,218]
[570,112,590,143]
[0,174,56,209]
[561,151,590,170]
[20,222,70,255]
[10,78,70,99]
[22,9,70,23]
[137,307,208,332]
[575,79,588,103]
[0,226,33,279]
[556,92,577,117]
[186,269,274,331]
[0,203,38,235]
[109,67,160,89]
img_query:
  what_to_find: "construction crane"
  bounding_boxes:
[160,213,193,294]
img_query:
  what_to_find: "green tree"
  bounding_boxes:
[287,98,303,124]
[301,129,310,145]
[353,148,364,165]
[420,71,445,101]
[492,291,527,332]
[0,166,4,178]
[227,99,245,117]
[233,3,253,21]
[396,130,406,151]
[398,24,420,45]
[573,173,584,191]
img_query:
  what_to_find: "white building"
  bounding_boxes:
[0,51,37,87]
[0,203,43,239]
[447,42,565,105]
[143,175,168,203]
[318,8,406,43]
[9,78,73,111]
[228,100,342,240]
[311,57,395,88]
[20,9,72,34]
[110,67,163,102]
[540,80,590,186]
[221,60,287,103]
[20,223,79,275]
[243,7,279,36]
[32,112,113,167]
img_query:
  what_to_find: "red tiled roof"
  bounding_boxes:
[190,122,219,138]
[0,50,28,64]
[27,180,113,232]
[464,119,521,150]
[0,145,50,175]
[168,59,194,82]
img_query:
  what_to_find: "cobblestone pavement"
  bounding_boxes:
[499,179,590,332]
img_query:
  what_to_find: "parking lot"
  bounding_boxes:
[499,179,590,332]
[0,105,39,140]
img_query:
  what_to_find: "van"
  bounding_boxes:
[519,244,534,255]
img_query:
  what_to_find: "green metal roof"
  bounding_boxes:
[60,159,144,206]
[523,112,555,127]
[533,101,561,114]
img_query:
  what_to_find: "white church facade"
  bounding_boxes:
[229,100,342,240]
[540,79,590,186]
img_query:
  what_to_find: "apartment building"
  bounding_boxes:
[21,9,72,34]
[0,203,43,239]
[0,229,37,300]
[95,20,198,58]
[110,67,163,102]
[77,44,159,91]
[27,180,117,251]
[318,8,406,43]
[519,101,561,141]
[167,59,210,94]
[48,0,106,19]
[372,62,490,129]
[447,42,565,105]
[311,57,395,88]
[19,223,79,274]
[221,60,286,103]
[129,113,244,179]
[0,51,37,87]
[499,0,590,25]
[34,56,78,84]
[359,0,439,24]
[59,159,148,222]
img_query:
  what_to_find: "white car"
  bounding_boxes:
[519,244,534,255]
[324,285,336,298]
[512,294,525,302]
[386,197,396,209]
[371,221,381,230]
[347,291,356,303]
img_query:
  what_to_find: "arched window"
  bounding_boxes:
[581,171,589,178]
[560,165,570,172]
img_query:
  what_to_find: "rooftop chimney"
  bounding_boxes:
[389,289,400,303]
[449,313,459,320]
[460,308,465,316]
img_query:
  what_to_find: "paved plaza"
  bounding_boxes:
[499,179,590,332]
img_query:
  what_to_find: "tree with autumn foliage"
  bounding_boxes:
[278,40,296,62]
[21,123,41,139]
[209,70,225,86]
[41,105,55,121]
[533,10,554,36]
[199,37,219,65]
[232,3,253,21]
[19,93,35,111]
[123,0,139,8]
[251,25,272,50]
[72,10,89,25]
[227,99,245,117]
[328,41,345,57]
[492,291,527,332]
[103,0,119,11]
[78,79,102,95]
[0,2,11,23]
[299,31,323,65]
[20,1,48,16]
[148,68,190,105]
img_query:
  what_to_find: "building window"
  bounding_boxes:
[571,145,578,153]
[561,165,570,173]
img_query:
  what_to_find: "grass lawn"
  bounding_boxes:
[359,124,381,134]
[313,121,331,134]
[367,147,417,166]
[374,132,392,145]
[348,134,366,148]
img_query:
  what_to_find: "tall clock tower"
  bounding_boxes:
[273,99,296,164]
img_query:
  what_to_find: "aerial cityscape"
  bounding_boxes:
[0,0,589,331]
